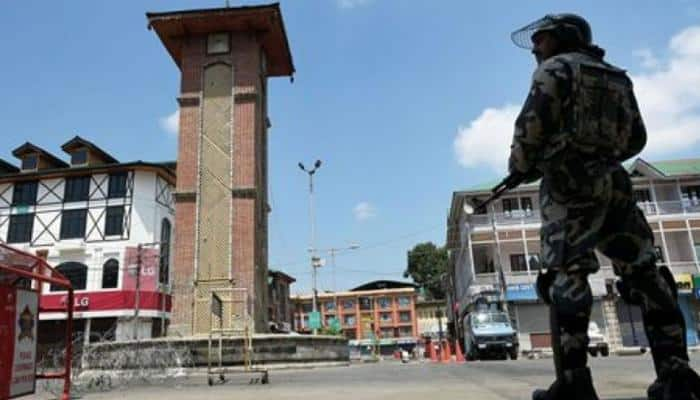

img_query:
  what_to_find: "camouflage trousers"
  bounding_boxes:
[539,163,688,373]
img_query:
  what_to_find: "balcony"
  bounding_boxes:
[468,200,700,229]
[473,262,698,286]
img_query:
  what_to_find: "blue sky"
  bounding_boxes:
[2,1,700,294]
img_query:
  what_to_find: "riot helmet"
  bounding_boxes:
[511,14,592,50]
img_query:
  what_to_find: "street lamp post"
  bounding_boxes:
[299,160,322,334]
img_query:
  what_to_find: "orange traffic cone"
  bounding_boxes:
[441,340,452,363]
[454,340,466,363]
[429,340,438,362]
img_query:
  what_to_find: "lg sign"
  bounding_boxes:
[60,296,89,308]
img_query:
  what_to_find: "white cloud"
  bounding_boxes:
[632,26,700,158]
[454,25,700,172]
[338,0,372,9]
[159,110,179,135]
[453,105,520,174]
[633,48,660,69]
[353,202,376,221]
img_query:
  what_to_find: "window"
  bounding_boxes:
[476,260,496,274]
[102,258,119,289]
[399,326,413,337]
[343,315,356,326]
[7,214,34,243]
[324,301,336,311]
[398,296,411,308]
[21,155,37,171]
[399,311,411,323]
[510,254,528,272]
[380,312,392,323]
[207,32,230,55]
[502,198,516,215]
[12,181,38,206]
[159,219,171,285]
[683,186,700,201]
[654,246,665,264]
[634,189,652,203]
[71,149,88,166]
[105,206,124,236]
[359,296,373,310]
[503,197,533,217]
[64,176,90,202]
[342,299,355,310]
[344,330,356,340]
[380,328,393,338]
[528,253,541,271]
[378,297,391,309]
[108,172,128,198]
[301,303,312,313]
[51,262,87,291]
[60,209,87,239]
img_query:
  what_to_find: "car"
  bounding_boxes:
[587,321,610,357]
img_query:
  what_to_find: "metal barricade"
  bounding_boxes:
[206,288,268,386]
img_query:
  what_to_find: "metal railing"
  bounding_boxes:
[468,200,700,228]
[471,261,699,282]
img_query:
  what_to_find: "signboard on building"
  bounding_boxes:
[676,274,693,294]
[0,288,38,399]
[694,275,700,299]
[328,317,341,331]
[505,284,538,301]
[122,247,160,292]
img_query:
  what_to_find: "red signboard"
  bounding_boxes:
[0,287,39,399]
[122,247,160,292]
[40,291,171,313]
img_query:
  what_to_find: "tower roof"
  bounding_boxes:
[146,3,295,77]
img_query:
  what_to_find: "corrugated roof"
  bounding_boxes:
[647,159,700,176]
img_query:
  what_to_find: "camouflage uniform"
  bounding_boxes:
[509,51,690,378]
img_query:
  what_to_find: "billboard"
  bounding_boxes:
[0,288,38,399]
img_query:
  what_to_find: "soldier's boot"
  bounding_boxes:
[532,367,599,400]
[618,265,700,400]
[646,357,700,400]
[533,271,599,400]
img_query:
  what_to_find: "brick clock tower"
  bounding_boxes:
[147,4,294,335]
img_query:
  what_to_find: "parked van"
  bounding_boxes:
[463,311,519,360]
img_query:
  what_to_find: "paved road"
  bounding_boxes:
[29,354,700,400]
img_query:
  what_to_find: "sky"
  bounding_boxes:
[2,1,700,294]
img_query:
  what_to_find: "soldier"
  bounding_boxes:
[508,14,700,400]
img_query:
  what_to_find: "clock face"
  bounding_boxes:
[207,33,230,55]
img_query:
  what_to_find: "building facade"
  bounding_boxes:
[292,281,419,355]
[0,137,175,344]
[446,158,700,352]
[415,299,448,339]
[147,4,295,335]
[268,269,296,332]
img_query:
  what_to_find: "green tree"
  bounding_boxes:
[404,242,448,300]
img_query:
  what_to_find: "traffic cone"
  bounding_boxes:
[429,340,438,362]
[441,340,452,363]
[454,340,466,363]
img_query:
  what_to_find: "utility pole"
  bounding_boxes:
[133,243,143,342]
[299,160,322,334]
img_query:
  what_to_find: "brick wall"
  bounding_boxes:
[172,31,271,335]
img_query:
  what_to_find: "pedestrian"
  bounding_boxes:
[508,13,700,400]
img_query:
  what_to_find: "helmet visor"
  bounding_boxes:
[511,16,556,49]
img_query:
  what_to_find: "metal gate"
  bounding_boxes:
[207,288,268,385]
